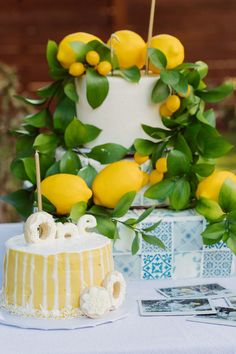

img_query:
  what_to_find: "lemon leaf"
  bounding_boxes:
[45,161,60,177]
[112,191,136,218]
[196,109,216,127]
[64,118,101,147]
[167,150,190,176]
[131,232,140,255]
[64,80,79,103]
[142,220,162,232]
[69,41,89,62]
[195,61,208,79]
[151,79,170,103]
[86,68,109,109]
[219,178,236,213]
[148,48,167,70]
[197,82,234,103]
[192,163,215,177]
[226,237,236,255]
[87,143,127,164]
[119,66,141,83]
[14,95,46,106]
[136,206,156,223]
[70,201,87,222]
[24,109,51,128]
[172,73,188,95]
[169,178,191,210]
[10,158,28,181]
[160,70,180,86]
[144,178,175,200]
[53,96,76,132]
[186,70,200,88]
[201,222,226,240]
[134,138,155,155]
[59,150,81,175]
[0,190,34,219]
[141,233,165,249]
[95,216,116,239]
[33,133,59,155]
[196,198,224,222]
[174,134,193,161]
[22,157,36,184]
[141,124,171,140]
[37,81,61,98]
[78,165,97,188]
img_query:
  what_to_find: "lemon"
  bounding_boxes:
[196,171,236,201]
[107,30,146,69]
[156,157,167,173]
[69,62,85,77]
[159,103,172,117]
[97,61,112,76]
[40,174,92,215]
[134,152,149,165]
[57,32,102,69]
[166,95,181,113]
[86,51,100,66]
[142,172,150,186]
[179,85,191,98]
[92,160,144,208]
[150,34,184,72]
[149,170,164,185]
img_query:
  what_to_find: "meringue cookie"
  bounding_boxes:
[56,222,79,239]
[24,211,57,244]
[103,271,126,310]
[77,215,97,236]
[80,286,111,318]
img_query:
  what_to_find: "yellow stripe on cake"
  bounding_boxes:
[70,253,80,309]
[58,253,67,310]
[33,255,44,310]
[47,255,55,311]
[6,250,16,304]
[16,252,24,306]
[82,251,91,288]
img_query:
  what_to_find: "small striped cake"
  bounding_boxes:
[1,232,114,318]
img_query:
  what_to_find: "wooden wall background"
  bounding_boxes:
[1,0,236,92]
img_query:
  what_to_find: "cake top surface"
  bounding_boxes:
[6,233,110,255]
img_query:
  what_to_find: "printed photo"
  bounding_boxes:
[188,307,236,327]
[225,296,236,308]
[139,298,216,316]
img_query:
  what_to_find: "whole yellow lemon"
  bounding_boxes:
[40,174,92,215]
[107,30,146,69]
[196,171,236,201]
[149,34,184,72]
[92,160,145,208]
[57,32,102,69]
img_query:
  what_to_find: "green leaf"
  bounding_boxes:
[131,232,140,255]
[142,220,162,232]
[195,61,208,79]
[142,233,165,249]
[96,216,116,239]
[186,70,200,88]
[24,109,51,128]
[87,143,127,164]
[86,67,109,109]
[201,222,226,240]
[15,136,35,158]
[10,159,28,181]
[53,96,76,131]
[197,82,233,103]
[64,117,101,147]
[34,193,56,214]
[169,178,191,210]
[167,150,190,176]
[14,95,46,106]
[78,165,97,188]
[196,109,216,127]
[59,150,82,174]
[37,81,60,98]
[88,40,112,62]
[22,157,36,184]
[219,178,236,213]
[174,134,192,161]
[148,48,167,70]
[160,70,180,85]
[124,218,137,226]
[46,40,61,69]
[142,124,171,140]
[119,66,141,83]
[197,125,233,158]
[151,79,170,103]
[192,163,215,177]
[0,190,34,218]
[69,41,89,62]
[196,197,224,221]
[134,138,155,156]
[45,161,60,177]
[136,206,155,223]
[226,238,236,255]
[112,191,136,218]
[172,73,188,95]
[69,201,87,222]
[144,178,175,200]
[89,205,111,217]
[33,133,59,154]
[151,142,168,168]
[64,80,79,103]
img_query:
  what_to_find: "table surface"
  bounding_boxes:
[1,223,236,354]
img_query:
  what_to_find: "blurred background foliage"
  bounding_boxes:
[0,0,235,222]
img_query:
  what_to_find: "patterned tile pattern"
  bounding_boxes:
[141,222,172,253]
[142,253,172,280]
[173,252,202,279]
[204,241,228,250]
[114,255,141,280]
[173,220,204,252]
[202,251,233,277]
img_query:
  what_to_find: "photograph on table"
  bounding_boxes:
[188,307,236,327]
[156,283,234,299]
[138,298,216,316]
[225,296,236,308]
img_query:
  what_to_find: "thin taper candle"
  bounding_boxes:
[35,150,43,211]
[145,0,156,74]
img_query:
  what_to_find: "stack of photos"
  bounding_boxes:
[139,283,236,322]
[188,307,236,327]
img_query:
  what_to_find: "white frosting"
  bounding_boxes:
[6,233,111,255]
[76,75,163,148]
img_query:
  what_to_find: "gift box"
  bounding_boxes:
[113,209,235,280]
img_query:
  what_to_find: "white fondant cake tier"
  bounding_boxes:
[76,75,163,148]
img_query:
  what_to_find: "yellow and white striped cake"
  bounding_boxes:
[1,232,114,318]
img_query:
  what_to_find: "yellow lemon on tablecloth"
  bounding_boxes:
[149,34,184,72]
[196,171,236,202]
[40,174,92,215]
[156,157,167,173]
[107,30,146,69]
[57,32,102,69]
[92,160,145,208]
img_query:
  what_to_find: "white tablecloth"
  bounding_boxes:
[1,223,236,354]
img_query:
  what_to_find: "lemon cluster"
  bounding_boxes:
[159,86,191,118]
[134,153,168,186]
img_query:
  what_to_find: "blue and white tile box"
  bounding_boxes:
[113,209,236,280]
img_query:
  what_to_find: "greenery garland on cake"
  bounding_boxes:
[2,30,236,254]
